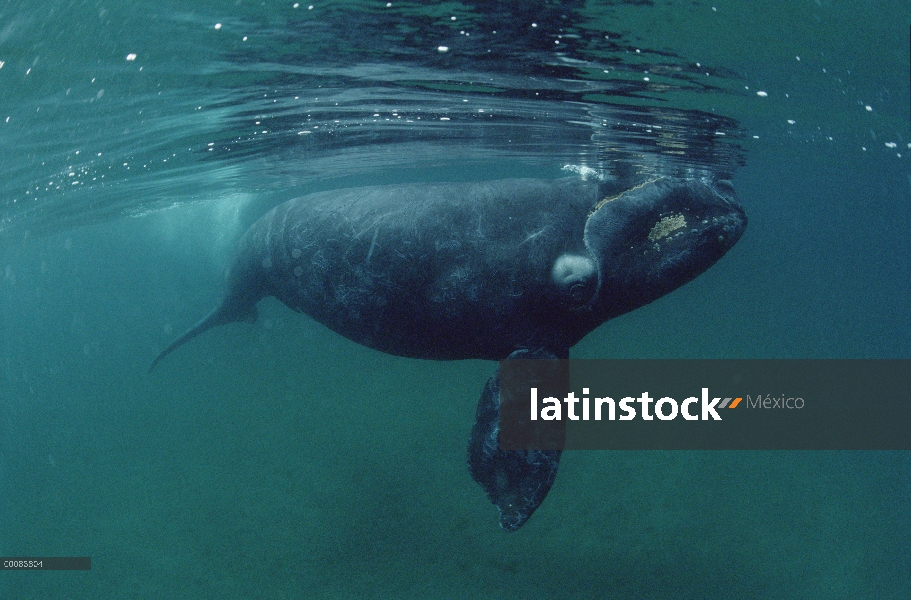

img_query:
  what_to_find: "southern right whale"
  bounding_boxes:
[151,176,747,531]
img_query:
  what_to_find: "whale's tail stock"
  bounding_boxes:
[148,300,258,373]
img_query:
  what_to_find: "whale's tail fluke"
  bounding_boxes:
[148,301,258,373]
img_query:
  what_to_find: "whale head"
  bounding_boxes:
[564,178,746,328]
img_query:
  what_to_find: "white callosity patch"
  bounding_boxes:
[647,214,687,242]
[551,254,596,287]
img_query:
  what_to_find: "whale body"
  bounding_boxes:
[151,176,747,531]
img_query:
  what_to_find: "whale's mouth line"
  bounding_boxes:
[590,180,745,252]
[580,178,746,322]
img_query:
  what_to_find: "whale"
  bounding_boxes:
[151,176,747,531]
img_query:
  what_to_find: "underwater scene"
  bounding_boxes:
[1,0,909,597]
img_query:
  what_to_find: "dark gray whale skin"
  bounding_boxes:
[150,176,747,531]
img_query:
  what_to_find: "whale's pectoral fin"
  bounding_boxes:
[467,348,564,532]
[148,301,258,373]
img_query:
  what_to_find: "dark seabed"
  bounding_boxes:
[1,0,909,598]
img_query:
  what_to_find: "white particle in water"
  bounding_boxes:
[437,46,449,52]
[756,91,768,97]
[214,23,222,30]
[126,53,137,61]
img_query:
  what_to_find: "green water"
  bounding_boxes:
[1,0,909,598]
